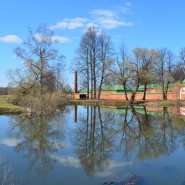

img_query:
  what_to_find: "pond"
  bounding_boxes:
[0,105,185,185]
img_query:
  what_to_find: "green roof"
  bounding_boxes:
[101,85,126,91]
[147,84,161,88]
[138,84,161,90]
[78,85,126,93]
[78,88,91,93]
[78,81,183,93]
[102,84,163,91]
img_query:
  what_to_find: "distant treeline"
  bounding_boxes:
[0,87,8,95]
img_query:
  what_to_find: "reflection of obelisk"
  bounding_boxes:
[74,105,77,122]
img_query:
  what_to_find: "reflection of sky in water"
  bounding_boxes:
[133,146,185,185]
[0,106,185,185]
[0,138,22,147]
[52,154,133,177]
[0,116,10,136]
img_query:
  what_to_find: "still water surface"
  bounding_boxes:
[0,105,185,185]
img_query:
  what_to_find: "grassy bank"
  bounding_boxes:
[1,95,184,115]
[0,96,25,114]
[67,99,184,107]
[68,99,131,106]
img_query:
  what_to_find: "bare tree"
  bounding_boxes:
[127,48,158,103]
[74,26,114,99]
[111,44,131,100]
[87,27,98,99]
[74,32,91,98]
[172,62,185,82]
[97,32,114,99]
[128,48,142,104]
[13,24,64,96]
[172,47,185,82]
[133,48,158,100]
[180,47,185,71]
[154,48,174,99]
[8,24,65,113]
[53,61,65,91]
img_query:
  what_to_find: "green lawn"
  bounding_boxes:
[0,95,24,114]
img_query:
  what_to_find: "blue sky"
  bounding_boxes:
[0,0,185,87]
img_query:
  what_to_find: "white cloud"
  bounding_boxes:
[90,6,133,29]
[95,17,133,29]
[0,35,22,43]
[50,17,88,30]
[90,9,115,17]
[50,3,133,31]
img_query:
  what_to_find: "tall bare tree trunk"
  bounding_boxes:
[142,82,147,100]
[123,82,128,100]
[129,79,140,104]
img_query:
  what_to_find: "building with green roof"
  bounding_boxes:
[72,82,185,100]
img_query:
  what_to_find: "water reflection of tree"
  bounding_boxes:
[7,112,66,176]
[73,106,115,176]
[113,106,185,160]
[73,105,185,176]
